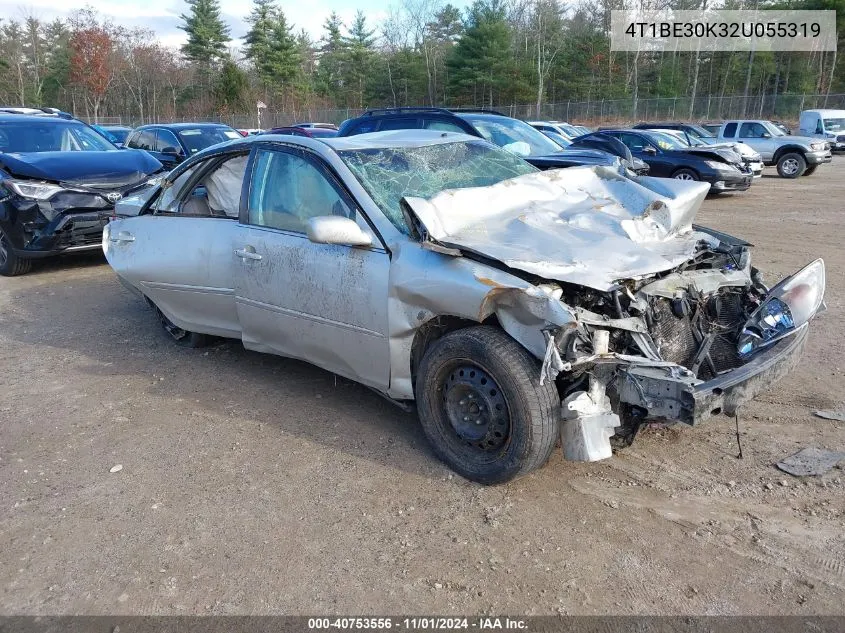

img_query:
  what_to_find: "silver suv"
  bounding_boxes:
[716,120,831,177]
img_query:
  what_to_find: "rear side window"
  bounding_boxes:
[425,119,467,133]
[349,120,378,135]
[723,122,737,138]
[129,130,155,150]
[378,118,420,132]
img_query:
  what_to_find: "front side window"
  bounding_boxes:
[0,121,116,153]
[739,122,768,138]
[248,149,353,233]
[155,129,181,153]
[339,140,536,234]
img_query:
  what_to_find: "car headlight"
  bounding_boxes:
[738,259,826,356]
[705,160,736,171]
[811,142,826,151]
[4,180,66,200]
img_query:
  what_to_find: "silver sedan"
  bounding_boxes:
[104,131,825,484]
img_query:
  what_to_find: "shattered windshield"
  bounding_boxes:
[339,140,537,234]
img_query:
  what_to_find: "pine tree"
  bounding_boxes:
[214,56,248,111]
[343,10,375,108]
[446,0,512,106]
[243,0,275,74]
[179,0,229,68]
[264,9,300,86]
[315,12,346,101]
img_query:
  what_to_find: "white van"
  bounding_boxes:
[799,109,845,150]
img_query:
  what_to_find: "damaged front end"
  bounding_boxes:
[401,167,826,462]
[540,256,825,461]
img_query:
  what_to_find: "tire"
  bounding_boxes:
[776,152,806,178]
[672,168,699,181]
[0,228,32,276]
[152,303,210,348]
[802,164,818,176]
[415,325,560,485]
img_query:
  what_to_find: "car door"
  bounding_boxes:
[104,151,248,338]
[233,144,391,389]
[614,132,674,177]
[737,122,775,161]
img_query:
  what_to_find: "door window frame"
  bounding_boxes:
[153,149,250,217]
[239,142,387,252]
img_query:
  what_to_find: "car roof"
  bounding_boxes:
[322,129,481,150]
[803,109,845,116]
[137,122,233,130]
[0,112,80,124]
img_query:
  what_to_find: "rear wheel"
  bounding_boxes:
[672,168,698,181]
[802,164,818,176]
[776,152,806,178]
[415,325,560,485]
[0,229,32,276]
[151,302,210,348]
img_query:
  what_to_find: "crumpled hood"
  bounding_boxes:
[402,166,717,291]
[675,146,741,164]
[0,150,162,187]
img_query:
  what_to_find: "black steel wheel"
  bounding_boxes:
[416,325,560,485]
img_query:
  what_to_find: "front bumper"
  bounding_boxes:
[806,149,833,165]
[4,208,113,258]
[708,171,753,192]
[619,327,808,426]
[748,161,763,178]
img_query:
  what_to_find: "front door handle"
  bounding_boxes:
[234,247,262,261]
[110,231,135,243]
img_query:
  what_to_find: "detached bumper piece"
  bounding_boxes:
[619,327,808,425]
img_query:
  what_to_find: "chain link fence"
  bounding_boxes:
[92,93,845,129]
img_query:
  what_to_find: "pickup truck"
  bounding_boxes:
[716,120,831,178]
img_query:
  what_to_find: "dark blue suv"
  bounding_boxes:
[337,108,647,173]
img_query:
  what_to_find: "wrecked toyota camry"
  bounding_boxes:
[103,130,826,484]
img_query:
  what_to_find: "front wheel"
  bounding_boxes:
[777,152,806,178]
[672,168,699,181]
[802,164,818,176]
[0,228,32,276]
[415,325,560,485]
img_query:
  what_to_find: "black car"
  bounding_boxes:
[337,108,648,174]
[575,129,753,192]
[0,111,163,275]
[125,123,242,168]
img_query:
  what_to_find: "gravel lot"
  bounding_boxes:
[1,162,843,616]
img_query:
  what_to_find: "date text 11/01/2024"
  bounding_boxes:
[307,617,528,630]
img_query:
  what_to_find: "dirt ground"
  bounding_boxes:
[1,162,844,617]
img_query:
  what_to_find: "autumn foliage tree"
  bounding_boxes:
[69,27,114,122]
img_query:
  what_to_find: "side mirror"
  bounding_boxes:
[643,146,657,155]
[306,216,372,248]
[761,132,771,139]
[161,146,182,157]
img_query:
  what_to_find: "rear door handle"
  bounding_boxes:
[110,231,135,243]
[234,248,262,261]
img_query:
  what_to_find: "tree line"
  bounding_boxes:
[1,0,843,124]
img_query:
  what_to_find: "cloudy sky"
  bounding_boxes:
[0,0,430,49]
